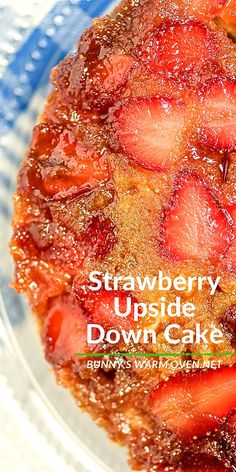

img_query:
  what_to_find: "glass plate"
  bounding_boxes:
[0,1,131,471]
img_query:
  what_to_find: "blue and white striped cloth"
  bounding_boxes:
[0,0,116,322]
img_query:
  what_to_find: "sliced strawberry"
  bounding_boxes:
[92,53,133,93]
[141,20,217,76]
[13,257,70,308]
[82,290,136,331]
[111,96,187,170]
[21,126,109,200]
[80,215,116,259]
[22,222,84,276]
[187,0,227,19]
[43,294,89,365]
[162,172,232,261]
[11,214,116,305]
[27,221,54,250]
[30,123,61,155]
[64,25,133,110]
[31,216,116,271]
[42,132,109,199]
[198,78,236,153]
[10,226,70,306]
[149,367,236,439]
[43,226,85,275]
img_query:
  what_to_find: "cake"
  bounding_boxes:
[10,0,236,470]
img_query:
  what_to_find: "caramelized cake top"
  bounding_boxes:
[10,1,236,470]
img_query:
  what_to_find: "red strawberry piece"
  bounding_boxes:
[141,20,217,76]
[11,225,39,259]
[25,222,85,275]
[162,172,233,261]
[21,126,109,200]
[42,131,109,199]
[198,78,236,153]
[92,53,133,93]
[43,225,85,275]
[13,215,116,296]
[43,294,89,365]
[53,53,75,102]
[12,253,70,306]
[149,366,236,439]
[63,26,133,109]
[32,216,116,272]
[111,96,187,170]
[82,290,136,331]
[80,215,116,259]
[10,226,70,304]
[187,0,227,19]
[30,123,61,155]
[27,221,54,250]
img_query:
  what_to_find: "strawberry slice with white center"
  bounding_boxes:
[82,290,136,331]
[111,96,187,170]
[162,172,232,261]
[198,78,236,152]
[149,366,236,439]
[141,20,217,76]
[43,294,89,365]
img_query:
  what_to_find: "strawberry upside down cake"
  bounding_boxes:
[10,0,236,470]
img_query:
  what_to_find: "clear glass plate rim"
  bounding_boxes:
[0,290,113,472]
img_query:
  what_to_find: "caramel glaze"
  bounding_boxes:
[11,0,236,470]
